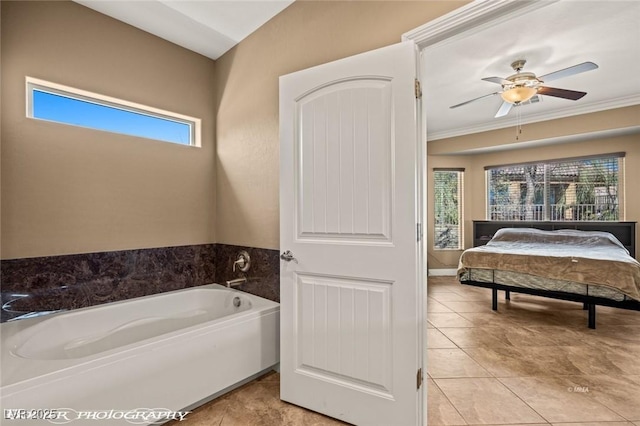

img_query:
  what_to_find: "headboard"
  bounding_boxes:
[473,221,637,258]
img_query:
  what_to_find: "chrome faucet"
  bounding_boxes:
[226,277,247,288]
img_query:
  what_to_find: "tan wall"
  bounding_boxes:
[428,108,640,268]
[215,0,469,250]
[1,1,217,259]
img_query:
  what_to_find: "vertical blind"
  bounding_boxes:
[434,169,464,249]
[486,153,624,221]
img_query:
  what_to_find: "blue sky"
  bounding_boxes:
[33,90,191,145]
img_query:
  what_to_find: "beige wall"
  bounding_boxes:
[428,106,640,268]
[1,1,217,259]
[215,0,469,250]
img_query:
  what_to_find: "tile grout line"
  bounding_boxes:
[437,306,550,425]
[430,378,470,426]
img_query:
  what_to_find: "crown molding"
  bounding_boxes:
[403,0,558,49]
[427,94,640,141]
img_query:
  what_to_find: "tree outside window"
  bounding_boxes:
[487,155,622,221]
[434,170,463,249]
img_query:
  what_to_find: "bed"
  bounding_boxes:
[457,221,640,328]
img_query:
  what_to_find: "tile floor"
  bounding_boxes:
[166,371,346,426]
[427,276,640,426]
[170,276,640,426]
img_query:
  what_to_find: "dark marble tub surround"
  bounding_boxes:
[215,244,280,303]
[1,244,216,322]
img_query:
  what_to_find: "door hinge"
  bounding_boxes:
[415,79,422,99]
[417,367,423,390]
[417,223,423,242]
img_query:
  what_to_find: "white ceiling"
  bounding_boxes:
[74,0,295,60]
[75,1,639,142]
[423,0,640,140]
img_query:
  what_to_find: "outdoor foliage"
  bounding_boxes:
[434,171,461,249]
[488,157,619,221]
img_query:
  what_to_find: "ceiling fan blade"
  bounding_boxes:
[537,86,587,100]
[538,61,598,83]
[495,101,513,118]
[482,76,510,85]
[450,92,501,109]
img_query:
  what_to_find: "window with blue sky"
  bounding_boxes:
[27,77,200,147]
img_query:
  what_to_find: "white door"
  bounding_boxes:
[279,40,424,426]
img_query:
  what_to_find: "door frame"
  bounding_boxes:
[401,0,558,422]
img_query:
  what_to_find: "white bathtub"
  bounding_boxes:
[0,284,280,425]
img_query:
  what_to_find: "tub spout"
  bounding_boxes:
[226,277,247,288]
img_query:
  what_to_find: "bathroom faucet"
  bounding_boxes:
[226,277,247,288]
[233,251,251,273]
[233,257,246,272]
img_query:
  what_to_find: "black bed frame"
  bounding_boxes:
[460,221,640,329]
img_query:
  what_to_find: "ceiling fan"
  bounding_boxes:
[450,59,599,118]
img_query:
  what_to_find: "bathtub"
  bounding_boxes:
[0,284,280,425]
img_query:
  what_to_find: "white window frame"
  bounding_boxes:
[26,76,201,147]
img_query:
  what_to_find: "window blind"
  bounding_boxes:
[434,170,464,249]
[486,154,624,221]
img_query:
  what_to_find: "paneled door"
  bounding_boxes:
[279,41,424,425]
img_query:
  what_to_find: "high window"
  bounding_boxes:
[486,154,624,221]
[434,169,464,249]
[26,77,201,147]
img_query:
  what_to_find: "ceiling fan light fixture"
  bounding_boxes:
[501,86,537,104]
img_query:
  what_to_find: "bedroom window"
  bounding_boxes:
[434,168,464,249]
[486,153,624,221]
[26,77,201,147]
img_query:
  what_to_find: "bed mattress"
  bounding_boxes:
[457,228,640,302]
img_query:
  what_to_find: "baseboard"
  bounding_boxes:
[428,268,457,276]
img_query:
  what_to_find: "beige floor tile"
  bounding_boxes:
[463,345,583,378]
[428,312,475,328]
[439,327,510,349]
[564,375,640,420]
[457,312,517,327]
[626,375,640,385]
[428,286,463,295]
[440,301,496,313]
[428,328,458,349]
[427,321,436,329]
[429,298,455,313]
[434,291,492,302]
[479,326,559,347]
[550,423,635,426]
[453,286,494,298]
[427,348,492,379]
[524,325,596,346]
[501,309,586,327]
[427,379,467,425]
[594,310,640,326]
[499,376,626,423]
[428,292,468,302]
[435,377,546,425]
[561,345,640,376]
[583,325,640,347]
